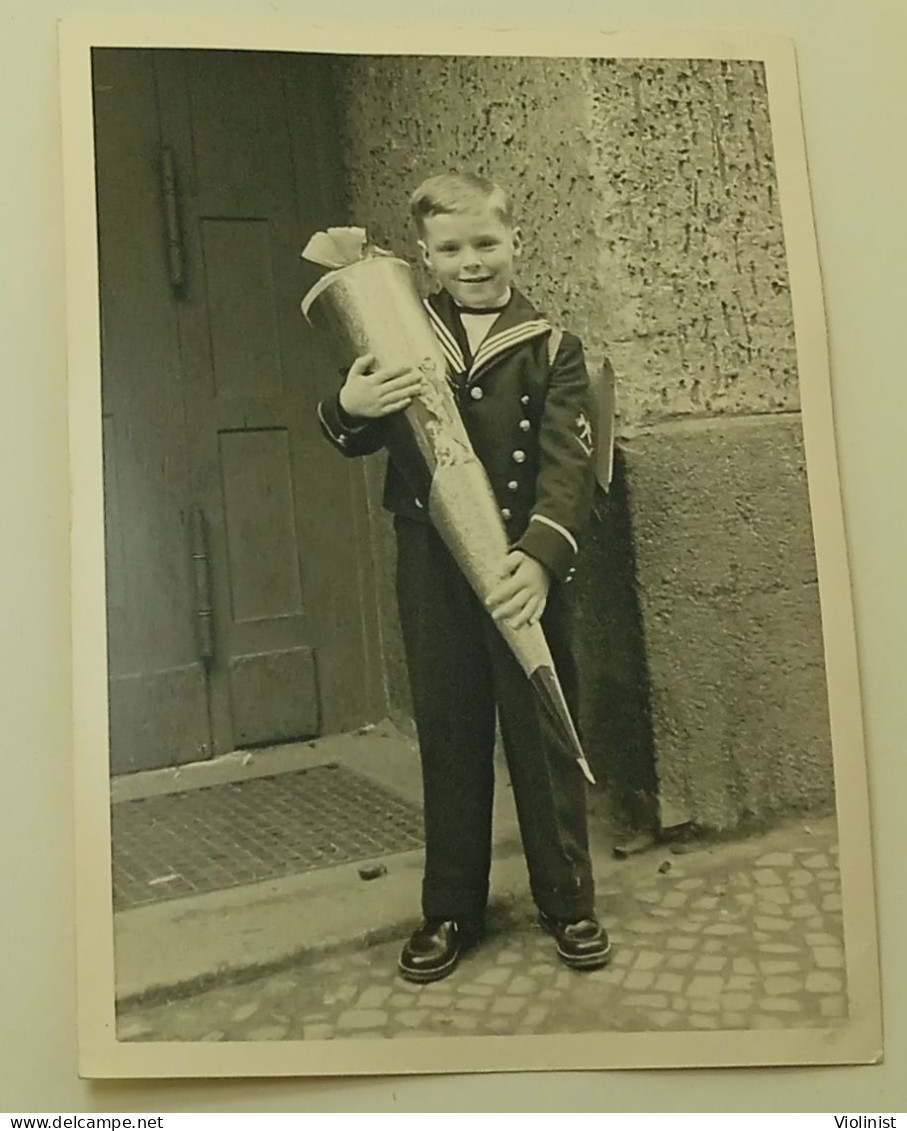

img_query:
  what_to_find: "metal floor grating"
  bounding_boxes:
[111,762,424,911]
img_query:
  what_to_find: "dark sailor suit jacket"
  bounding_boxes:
[317,286,596,583]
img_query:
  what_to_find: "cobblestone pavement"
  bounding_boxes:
[117,817,846,1042]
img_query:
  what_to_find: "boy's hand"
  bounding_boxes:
[339,354,422,419]
[486,550,550,629]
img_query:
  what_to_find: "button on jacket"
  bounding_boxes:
[317,287,596,581]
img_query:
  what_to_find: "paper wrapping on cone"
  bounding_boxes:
[301,254,594,783]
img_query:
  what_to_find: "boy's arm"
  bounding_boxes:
[317,355,421,458]
[515,331,596,582]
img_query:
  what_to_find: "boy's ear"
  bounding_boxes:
[512,227,523,257]
[417,239,432,268]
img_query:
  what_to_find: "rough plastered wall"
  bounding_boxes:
[329,55,835,831]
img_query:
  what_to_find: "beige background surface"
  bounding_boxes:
[3,0,905,1114]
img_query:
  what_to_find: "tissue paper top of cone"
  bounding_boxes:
[302,226,396,267]
[301,226,402,319]
[303,227,369,269]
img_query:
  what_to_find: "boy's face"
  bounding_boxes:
[419,205,522,309]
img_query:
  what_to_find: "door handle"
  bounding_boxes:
[190,507,214,666]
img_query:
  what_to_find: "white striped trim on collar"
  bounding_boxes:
[424,301,466,374]
[469,320,551,381]
[530,513,579,556]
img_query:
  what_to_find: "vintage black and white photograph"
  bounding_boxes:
[61,26,880,1077]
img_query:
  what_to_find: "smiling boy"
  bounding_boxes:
[317,172,610,981]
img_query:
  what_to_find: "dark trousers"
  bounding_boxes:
[394,516,595,922]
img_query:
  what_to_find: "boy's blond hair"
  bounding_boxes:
[410,172,514,236]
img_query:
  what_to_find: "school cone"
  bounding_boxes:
[301,254,595,785]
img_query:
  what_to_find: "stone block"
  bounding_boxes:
[477,967,512,987]
[625,971,656,991]
[754,916,794,933]
[754,869,783,886]
[248,1024,289,1041]
[805,933,840,947]
[758,997,801,1013]
[813,946,845,970]
[458,997,490,1014]
[508,976,538,995]
[755,853,795,867]
[356,986,392,1010]
[764,976,802,996]
[667,936,697,951]
[687,975,725,999]
[624,993,670,1010]
[758,960,799,975]
[450,1015,479,1032]
[491,997,525,1015]
[689,1014,719,1029]
[820,996,848,1019]
[694,956,728,973]
[633,951,665,971]
[758,888,792,906]
[524,1006,549,1029]
[336,1009,388,1030]
[805,972,844,994]
[622,416,834,829]
[397,1010,429,1028]
[721,992,754,1011]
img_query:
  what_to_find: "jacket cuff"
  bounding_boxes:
[515,515,578,583]
[318,394,370,447]
[336,399,370,431]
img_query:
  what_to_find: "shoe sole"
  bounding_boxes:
[540,919,613,971]
[397,950,460,984]
[554,943,612,970]
[397,932,484,984]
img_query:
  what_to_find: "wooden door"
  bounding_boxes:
[94,48,385,774]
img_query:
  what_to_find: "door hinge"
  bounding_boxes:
[161,146,186,296]
[190,507,214,666]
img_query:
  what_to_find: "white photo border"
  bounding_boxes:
[60,19,881,1078]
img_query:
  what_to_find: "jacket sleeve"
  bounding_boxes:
[515,331,596,582]
[317,392,388,458]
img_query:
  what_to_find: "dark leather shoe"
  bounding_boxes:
[539,912,612,970]
[398,918,484,983]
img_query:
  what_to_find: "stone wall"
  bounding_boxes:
[327,55,835,830]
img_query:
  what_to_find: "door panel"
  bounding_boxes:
[95,47,387,771]
[93,49,212,772]
[219,428,305,624]
[229,647,319,746]
[201,219,283,401]
[160,49,333,752]
[109,666,211,775]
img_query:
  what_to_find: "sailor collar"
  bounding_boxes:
[424,287,552,384]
